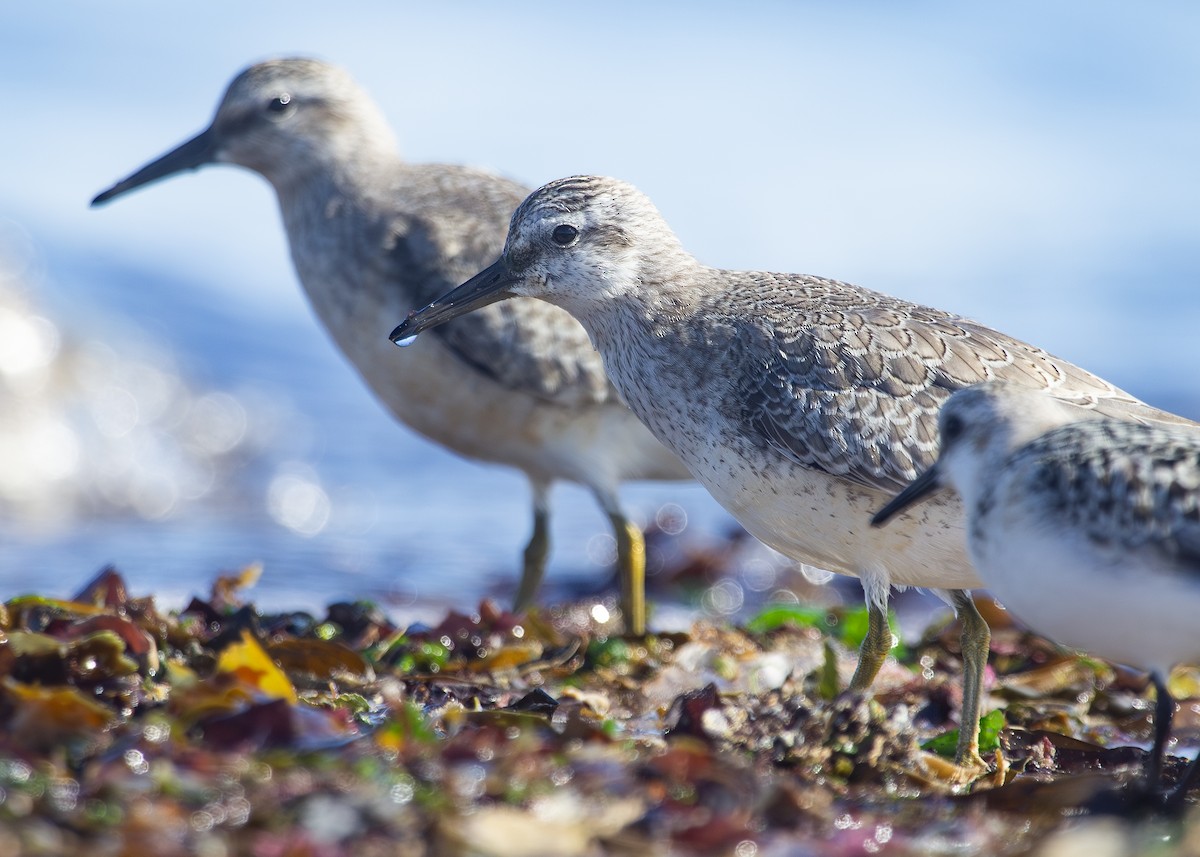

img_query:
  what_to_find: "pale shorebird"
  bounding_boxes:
[389,174,1195,766]
[874,382,1200,803]
[90,62,690,633]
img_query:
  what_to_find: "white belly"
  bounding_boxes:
[972,527,1200,672]
[690,448,981,591]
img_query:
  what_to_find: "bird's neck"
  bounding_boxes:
[272,139,397,211]
[269,151,405,335]
[266,108,401,210]
[559,265,710,432]
[562,248,704,339]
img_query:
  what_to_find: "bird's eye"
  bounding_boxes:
[941,413,964,444]
[551,224,579,246]
[267,93,293,114]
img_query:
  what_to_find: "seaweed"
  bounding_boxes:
[0,561,1193,856]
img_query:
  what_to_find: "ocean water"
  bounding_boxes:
[0,238,729,615]
[1,3,1197,621]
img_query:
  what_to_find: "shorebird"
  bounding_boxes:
[389,174,1194,766]
[874,381,1200,802]
[90,62,690,633]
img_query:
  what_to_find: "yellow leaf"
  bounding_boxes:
[3,678,117,749]
[216,630,297,704]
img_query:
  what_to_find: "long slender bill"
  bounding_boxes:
[389,258,518,342]
[91,127,218,206]
[871,464,943,527]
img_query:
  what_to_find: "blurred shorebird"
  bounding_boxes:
[874,381,1200,804]
[91,61,690,633]
[389,174,1195,766]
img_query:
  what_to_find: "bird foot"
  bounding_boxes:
[915,750,992,788]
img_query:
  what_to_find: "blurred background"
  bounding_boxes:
[0,2,1197,619]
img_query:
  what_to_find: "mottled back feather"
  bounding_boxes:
[707,273,1194,494]
[999,419,1200,571]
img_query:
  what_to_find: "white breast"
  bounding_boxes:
[971,503,1200,672]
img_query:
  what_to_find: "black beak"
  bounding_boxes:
[390,258,518,343]
[91,127,218,207]
[871,464,944,527]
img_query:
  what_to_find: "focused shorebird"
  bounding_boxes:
[90,61,690,633]
[389,174,1194,766]
[874,381,1200,803]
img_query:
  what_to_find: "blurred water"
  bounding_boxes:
[0,237,727,613]
[1,2,1198,618]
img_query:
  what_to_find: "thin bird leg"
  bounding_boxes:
[849,598,893,692]
[609,512,647,635]
[950,589,991,768]
[1165,732,1200,810]
[514,484,551,613]
[1148,671,1174,789]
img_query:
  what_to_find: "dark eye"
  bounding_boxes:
[941,413,964,444]
[551,224,578,246]
[267,93,293,114]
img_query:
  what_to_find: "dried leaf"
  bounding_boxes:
[267,638,374,684]
[996,656,1102,699]
[70,566,129,609]
[216,629,297,704]
[2,677,117,749]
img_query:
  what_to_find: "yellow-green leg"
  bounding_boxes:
[514,485,551,613]
[951,589,991,768]
[850,599,893,692]
[610,512,646,635]
[1148,671,1172,790]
